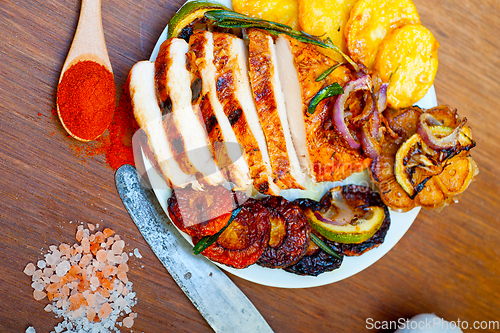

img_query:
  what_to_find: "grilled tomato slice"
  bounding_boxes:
[167,185,234,237]
[192,198,271,269]
[257,196,311,269]
[303,185,386,244]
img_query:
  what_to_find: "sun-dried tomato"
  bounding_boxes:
[167,185,234,237]
[193,198,270,269]
[257,196,310,269]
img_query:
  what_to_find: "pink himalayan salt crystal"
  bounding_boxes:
[61,284,70,297]
[32,270,43,281]
[81,237,90,253]
[102,266,117,277]
[122,316,134,328]
[117,263,129,274]
[79,254,91,268]
[56,260,70,277]
[86,293,96,308]
[122,287,129,296]
[98,302,112,319]
[88,223,95,231]
[96,250,107,263]
[33,290,46,301]
[37,260,46,269]
[111,240,125,255]
[87,309,97,322]
[106,250,116,264]
[50,274,61,283]
[106,238,114,247]
[24,263,36,276]
[76,228,84,242]
[117,272,128,283]
[59,243,71,257]
[44,304,53,312]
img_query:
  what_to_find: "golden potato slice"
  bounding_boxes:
[345,0,420,68]
[232,0,299,30]
[298,0,358,63]
[374,24,439,108]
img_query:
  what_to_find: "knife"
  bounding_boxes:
[115,164,274,333]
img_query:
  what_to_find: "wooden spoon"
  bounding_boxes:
[56,0,114,142]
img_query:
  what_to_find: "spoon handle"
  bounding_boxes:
[60,0,112,77]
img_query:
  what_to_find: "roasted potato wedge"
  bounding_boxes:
[232,0,299,30]
[298,0,358,62]
[345,0,420,69]
[374,24,439,108]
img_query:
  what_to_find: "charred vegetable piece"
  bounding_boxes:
[257,196,310,269]
[192,207,242,255]
[192,199,271,269]
[394,133,433,198]
[167,1,229,40]
[283,243,343,276]
[303,185,386,244]
[435,155,478,196]
[167,186,234,237]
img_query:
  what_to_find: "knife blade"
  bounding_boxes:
[115,164,273,333]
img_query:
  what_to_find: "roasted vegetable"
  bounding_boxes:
[257,196,311,268]
[192,199,271,269]
[167,186,234,237]
[298,0,358,63]
[303,185,387,244]
[232,0,300,30]
[370,105,478,212]
[345,0,421,69]
[374,24,439,108]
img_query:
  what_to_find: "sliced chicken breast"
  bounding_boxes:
[247,29,305,190]
[129,60,202,190]
[276,34,370,183]
[213,32,280,195]
[155,38,226,187]
[188,30,252,190]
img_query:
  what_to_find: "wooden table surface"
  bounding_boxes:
[1,0,499,332]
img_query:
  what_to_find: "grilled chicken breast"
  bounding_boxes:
[212,32,280,195]
[276,34,370,182]
[155,38,225,186]
[129,61,202,190]
[247,29,305,190]
[188,31,252,190]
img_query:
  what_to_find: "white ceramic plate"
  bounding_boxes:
[144,0,437,288]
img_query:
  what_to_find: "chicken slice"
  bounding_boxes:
[188,30,252,190]
[247,29,305,190]
[155,38,225,186]
[276,34,371,182]
[213,32,280,195]
[129,61,202,190]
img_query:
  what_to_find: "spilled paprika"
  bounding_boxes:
[57,60,115,141]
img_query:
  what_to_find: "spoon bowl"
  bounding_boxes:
[57,0,114,142]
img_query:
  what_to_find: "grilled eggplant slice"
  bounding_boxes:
[257,196,310,269]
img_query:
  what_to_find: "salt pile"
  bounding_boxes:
[24,223,139,332]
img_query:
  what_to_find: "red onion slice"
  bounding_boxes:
[360,122,381,159]
[333,75,372,149]
[376,83,388,113]
[313,211,348,226]
[417,113,466,150]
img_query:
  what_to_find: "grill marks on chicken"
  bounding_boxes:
[188,31,252,190]
[129,61,201,190]
[155,38,225,187]
[247,29,305,190]
[276,35,370,183]
[213,33,279,195]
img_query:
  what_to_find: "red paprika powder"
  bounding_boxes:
[57,60,115,141]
